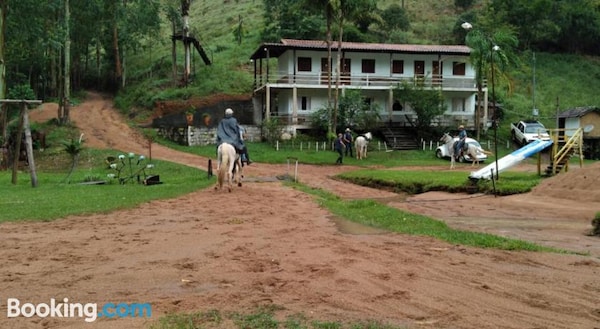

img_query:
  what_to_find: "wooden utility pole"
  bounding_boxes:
[0,1,7,141]
[1,100,42,187]
[182,0,192,86]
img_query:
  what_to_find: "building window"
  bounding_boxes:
[298,57,312,72]
[452,98,466,112]
[453,62,466,76]
[362,59,375,73]
[299,96,310,110]
[392,60,404,74]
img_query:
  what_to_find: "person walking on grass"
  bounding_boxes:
[343,128,353,157]
[334,133,345,165]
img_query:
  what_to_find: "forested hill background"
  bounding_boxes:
[1,0,599,129]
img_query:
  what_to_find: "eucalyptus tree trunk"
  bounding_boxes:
[182,0,192,86]
[62,0,71,124]
[333,6,344,134]
[325,4,333,138]
[0,1,6,140]
[171,19,177,85]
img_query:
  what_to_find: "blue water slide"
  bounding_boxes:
[469,139,553,180]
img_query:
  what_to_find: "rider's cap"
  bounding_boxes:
[225,108,234,116]
[458,125,464,129]
[345,128,350,132]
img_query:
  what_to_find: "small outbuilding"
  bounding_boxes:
[557,106,600,159]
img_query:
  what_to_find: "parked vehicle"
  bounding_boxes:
[510,120,551,146]
[436,137,489,163]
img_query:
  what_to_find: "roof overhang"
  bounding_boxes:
[558,106,600,118]
[249,39,471,60]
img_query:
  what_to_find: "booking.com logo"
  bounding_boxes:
[6,298,151,323]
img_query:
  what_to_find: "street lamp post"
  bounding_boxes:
[491,44,500,180]
[462,22,500,181]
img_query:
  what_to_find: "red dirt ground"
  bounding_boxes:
[2,91,599,329]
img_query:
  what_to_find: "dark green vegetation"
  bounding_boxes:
[592,212,600,236]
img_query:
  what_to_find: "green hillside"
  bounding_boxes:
[119,0,600,132]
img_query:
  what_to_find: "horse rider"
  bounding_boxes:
[455,125,467,159]
[216,108,251,165]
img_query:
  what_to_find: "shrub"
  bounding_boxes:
[592,212,600,236]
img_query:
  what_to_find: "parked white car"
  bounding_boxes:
[436,137,489,163]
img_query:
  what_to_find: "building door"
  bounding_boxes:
[414,60,425,85]
[432,61,442,86]
[341,58,351,85]
[321,58,331,85]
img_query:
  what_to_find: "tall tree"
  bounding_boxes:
[60,0,71,124]
[332,0,365,133]
[464,23,518,139]
[304,0,335,137]
[0,0,7,141]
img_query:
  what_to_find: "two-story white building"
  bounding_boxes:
[250,39,489,136]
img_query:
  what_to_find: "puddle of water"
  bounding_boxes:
[330,216,388,235]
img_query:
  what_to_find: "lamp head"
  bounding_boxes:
[461,22,473,30]
[492,45,500,51]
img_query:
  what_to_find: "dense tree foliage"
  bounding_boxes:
[489,0,600,54]
[2,0,161,101]
[394,81,445,138]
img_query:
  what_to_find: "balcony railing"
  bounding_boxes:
[254,71,479,91]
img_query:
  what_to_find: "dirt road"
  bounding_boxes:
[2,92,599,329]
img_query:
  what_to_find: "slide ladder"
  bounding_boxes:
[546,128,584,176]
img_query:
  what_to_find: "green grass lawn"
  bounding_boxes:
[0,148,213,222]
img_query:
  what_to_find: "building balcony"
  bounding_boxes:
[253,71,479,92]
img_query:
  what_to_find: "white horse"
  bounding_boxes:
[215,143,243,192]
[440,133,491,169]
[355,132,372,160]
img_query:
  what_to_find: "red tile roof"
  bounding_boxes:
[281,39,471,54]
[249,39,470,60]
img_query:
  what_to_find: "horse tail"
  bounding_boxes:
[218,146,230,188]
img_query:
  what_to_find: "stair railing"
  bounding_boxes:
[551,128,583,174]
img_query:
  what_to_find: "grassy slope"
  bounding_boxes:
[122,0,599,138]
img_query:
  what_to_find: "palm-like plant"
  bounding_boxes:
[463,23,518,139]
[62,134,84,183]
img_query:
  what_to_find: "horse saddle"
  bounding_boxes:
[453,141,468,152]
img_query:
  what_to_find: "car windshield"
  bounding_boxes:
[524,124,547,134]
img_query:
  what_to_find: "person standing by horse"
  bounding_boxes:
[455,125,467,160]
[334,132,345,165]
[238,124,252,165]
[216,108,247,160]
[343,128,353,158]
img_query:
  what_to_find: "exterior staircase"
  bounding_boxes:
[380,126,419,150]
[545,128,584,176]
